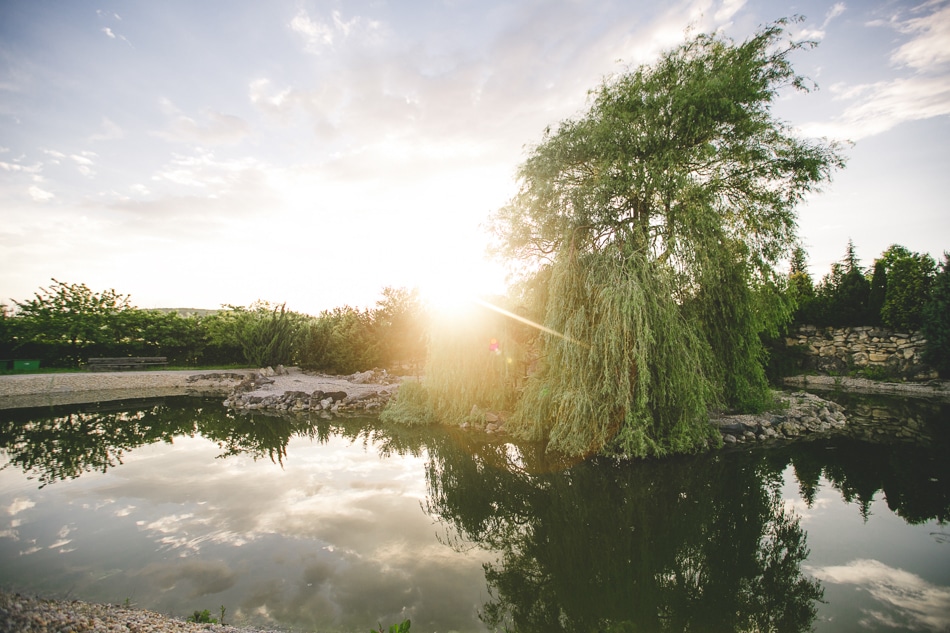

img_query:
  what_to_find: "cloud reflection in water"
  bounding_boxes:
[809,559,950,632]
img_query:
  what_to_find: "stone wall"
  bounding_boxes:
[785,325,937,380]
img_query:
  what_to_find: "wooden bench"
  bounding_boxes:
[87,357,168,371]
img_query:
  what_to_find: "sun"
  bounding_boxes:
[417,259,507,318]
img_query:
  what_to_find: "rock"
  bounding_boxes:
[723,434,737,445]
[350,370,374,384]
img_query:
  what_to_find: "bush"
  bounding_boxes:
[301,306,381,374]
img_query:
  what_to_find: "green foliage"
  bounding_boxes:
[922,253,950,377]
[11,279,133,367]
[509,247,717,457]
[475,20,843,456]
[386,299,528,427]
[372,619,410,633]
[199,302,307,368]
[867,259,887,325]
[372,286,428,372]
[238,302,307,368]
[301,305,381,374]
[879,245,936,331]
[198,309,248,365]
[186,609,217,624]
[792,242,942,332]
[796,241,872,326]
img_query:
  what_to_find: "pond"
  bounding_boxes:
[0,394,948,632]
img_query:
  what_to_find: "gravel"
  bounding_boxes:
[0,590,287,633]
[0,369,252,408]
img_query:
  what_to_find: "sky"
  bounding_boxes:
[1,0,948,315]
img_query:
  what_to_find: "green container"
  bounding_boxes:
[13,359,40,371]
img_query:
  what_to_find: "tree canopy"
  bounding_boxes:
[480,19,845,457]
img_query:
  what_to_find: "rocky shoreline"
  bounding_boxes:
[710,390,848,447]
[0,589,285,633]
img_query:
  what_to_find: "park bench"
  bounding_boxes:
[86,357,168,371]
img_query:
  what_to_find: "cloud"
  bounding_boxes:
[714,0,747,23]
[290,9,380,53]
[151,149,266,191]
[891,0,950,70]
[70,151,97,177]
[5,498,35,515]
[28,185,54,202]
[809,559,950,631]
[798,1,950,140]
[89,117,124,141]
[137,559,237,597]
[155,100,250,145]
[101,26,132,46]
[0,159,42,173]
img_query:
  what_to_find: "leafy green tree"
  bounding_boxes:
[475,20,844,456]
[199,308,248,365]
[878,245,935,331]
[12,279,134,367]
[921,253,950,377]
[114,309,207,365]
[301,305,381,374]
[0,304,14,364]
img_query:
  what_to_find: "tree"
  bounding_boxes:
[787,246,817,324]
[373,286,429,373]
[12,279,134,367]
[831,240,872,325]
[867,259,887,325]
[878,245,936,331]
[301,305,381,374]
[921,253,950,377]
[475,19,844,457]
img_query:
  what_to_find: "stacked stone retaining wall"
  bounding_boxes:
[786,325,936,380]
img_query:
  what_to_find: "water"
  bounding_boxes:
[0,395,948,632]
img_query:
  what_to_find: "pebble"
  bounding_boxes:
[0,590,285,633]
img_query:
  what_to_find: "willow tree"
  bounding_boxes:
[490,20,845,457]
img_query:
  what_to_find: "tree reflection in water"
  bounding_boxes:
[422,435,822,633]
[1,395,947,633]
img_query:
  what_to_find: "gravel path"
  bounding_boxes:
[0,367,391,411]
[0,369,253,410]
[0,590,287,633]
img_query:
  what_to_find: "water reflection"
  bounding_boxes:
[0,395,948,632]
[422,436,823,633]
